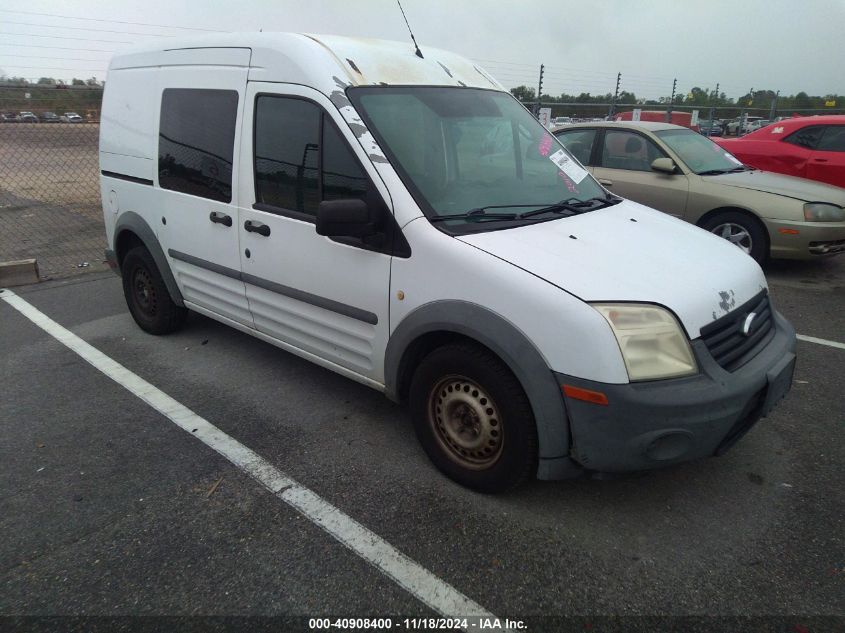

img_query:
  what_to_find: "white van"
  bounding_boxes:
[100,34,796,492]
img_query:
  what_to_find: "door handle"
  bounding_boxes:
[209,211,232,227]
[244,220,271,237]
[813,158,828,163]
[598,178,613,186]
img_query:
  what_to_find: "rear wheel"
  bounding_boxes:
[121,246,187,334]
[409,343,538,493]
[701,211,768,264]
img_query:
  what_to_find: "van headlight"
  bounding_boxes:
[592,303,698,381]
[804,203,845,222]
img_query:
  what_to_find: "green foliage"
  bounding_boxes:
[510,83,842,118]
[0,80,103,117]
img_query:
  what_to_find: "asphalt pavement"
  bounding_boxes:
[1,255,843,632]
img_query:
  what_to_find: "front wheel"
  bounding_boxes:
[701,211,768,264]
[409,343,538,493]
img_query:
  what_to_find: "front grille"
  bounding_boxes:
[700,290,774,372]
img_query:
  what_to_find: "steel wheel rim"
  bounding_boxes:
[711,222,753,254]
[132,267,157,316]
[427,375,504,470]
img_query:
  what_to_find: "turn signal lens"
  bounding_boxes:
[562,385,609,406]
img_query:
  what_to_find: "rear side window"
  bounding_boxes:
[253,95,368,218]
[783,125,824,150]
[817,126,845,152]
[554,129,597,165]
[158,89,239,202]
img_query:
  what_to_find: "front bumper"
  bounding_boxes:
[764,218,845,259]
[555,311,796,473]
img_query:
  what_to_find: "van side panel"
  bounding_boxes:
[100,68,159,171]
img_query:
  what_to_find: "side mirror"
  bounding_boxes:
[651,157,677,174]
[316,199,376,238]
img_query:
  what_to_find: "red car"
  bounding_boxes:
[715,115,845,189]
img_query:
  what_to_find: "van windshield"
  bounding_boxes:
[348,87,609,231]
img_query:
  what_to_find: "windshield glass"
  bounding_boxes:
[655,129,745,174]
[348,87,608,229]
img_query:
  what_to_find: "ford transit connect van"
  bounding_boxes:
[100,34,796,492]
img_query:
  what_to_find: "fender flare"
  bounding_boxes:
[113,211,184,307]
[384,300,571,461]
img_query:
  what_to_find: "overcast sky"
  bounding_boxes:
[0,0,842,99]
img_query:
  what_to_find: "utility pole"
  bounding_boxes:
[769,89,780,121]
[737,87,753,135]
[707,82,719,137]
[608,72,621,120]
[666,78,677,122]
[533,63,544,117]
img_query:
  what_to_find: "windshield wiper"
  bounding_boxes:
[429,206,520,223]
[430,203,580,223]
[517,196,621,219]
[699,166,750,176]
[571,195,623,208]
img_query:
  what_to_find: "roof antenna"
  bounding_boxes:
[397,0,424,58]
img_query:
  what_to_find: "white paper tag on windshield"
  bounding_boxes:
[724,153,743,165]
[549,149,588,183]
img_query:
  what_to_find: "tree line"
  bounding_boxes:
[0,77,104,116]
[510,85,842,117]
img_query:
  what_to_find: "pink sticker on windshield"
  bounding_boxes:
[559,171,578,193]
[539,133,553,157]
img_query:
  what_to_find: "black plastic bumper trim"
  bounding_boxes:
[167,249,378,325]
[101,170,153,186]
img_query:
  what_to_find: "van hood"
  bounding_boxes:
[457,201,767,338]
[704,169,845,204]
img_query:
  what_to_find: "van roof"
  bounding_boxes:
[108,32,503,94]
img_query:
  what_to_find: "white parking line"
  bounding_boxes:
[796,334,845,351]
[0,288,497,626]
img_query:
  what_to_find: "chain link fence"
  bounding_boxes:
[0,120,107,279]
[1,94,842,283]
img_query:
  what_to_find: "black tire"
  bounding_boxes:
[409,343,538,493]
[701,210,768,264]
[121,246,187,335]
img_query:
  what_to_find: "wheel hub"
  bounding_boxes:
[428,376,503,469]
[133,268,157,315]
[711,222,752,254]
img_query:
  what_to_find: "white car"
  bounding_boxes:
[60,112,83,123]
[746,119,771,133]
[100,33,796,492]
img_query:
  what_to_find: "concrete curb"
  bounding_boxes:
[0,259,40,287]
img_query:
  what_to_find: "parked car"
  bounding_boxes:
[725,116,763,136]
[554,121,845,262]
[714,115,845,189]
[552,116,572,126]
[19,111,38,123]
[41,111,60,123]
[1,112,20,122]
[60,112,83,123]
[746,119,770,133]
[698,120,723,136]
[101,33,796,492]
